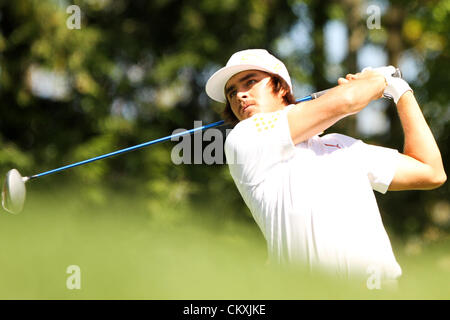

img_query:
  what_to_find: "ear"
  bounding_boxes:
[277,86,289,100]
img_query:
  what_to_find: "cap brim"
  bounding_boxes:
[205,64,273,103]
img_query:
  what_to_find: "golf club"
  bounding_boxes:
[1,68,402,214]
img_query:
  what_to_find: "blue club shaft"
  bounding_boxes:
[28,95,314,180]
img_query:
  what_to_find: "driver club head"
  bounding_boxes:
[2,169,28,214]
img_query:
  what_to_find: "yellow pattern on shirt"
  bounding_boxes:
[253,111,281,133]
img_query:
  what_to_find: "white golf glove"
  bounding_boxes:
[362,66,412,104]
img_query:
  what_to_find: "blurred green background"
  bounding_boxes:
[0,0,448,299]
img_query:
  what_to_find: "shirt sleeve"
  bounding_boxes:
[224,107,296,186]
[329,134,400,194]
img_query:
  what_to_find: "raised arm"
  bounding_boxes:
[325,66,446,191]
[388,91,446,190]
[287,70,386,145]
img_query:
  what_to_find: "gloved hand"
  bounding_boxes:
[362,66,413,104]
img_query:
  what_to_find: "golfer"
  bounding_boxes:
[205,49,446,284]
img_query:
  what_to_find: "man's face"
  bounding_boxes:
[225,70,286,121]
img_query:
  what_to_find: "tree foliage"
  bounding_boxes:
[0,0,448,239]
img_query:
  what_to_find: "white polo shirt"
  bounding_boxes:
[224,105,402,280]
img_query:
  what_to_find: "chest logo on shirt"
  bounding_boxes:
[253,112,280,132]
[324,143,341,149]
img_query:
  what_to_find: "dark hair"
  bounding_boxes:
[222,73,296,127]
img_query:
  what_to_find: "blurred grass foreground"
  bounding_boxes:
[0,181,449,300]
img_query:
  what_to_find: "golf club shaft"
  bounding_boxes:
[28,93,318,180]
[28,120,225,180]
[28,67,402,180]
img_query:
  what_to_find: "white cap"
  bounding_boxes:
[205,49,292,103]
